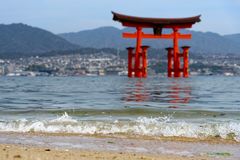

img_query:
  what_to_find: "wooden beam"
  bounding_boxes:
[123,32,192,39]
[121,22,193,29]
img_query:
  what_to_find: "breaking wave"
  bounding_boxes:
[0,112,240,142]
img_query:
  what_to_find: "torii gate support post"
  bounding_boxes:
[135,27,143,78]
[173,28,181,78]
[166,47,174,77]
[141,46,150,78]
[182,46,190,78]
[127,47,135,77]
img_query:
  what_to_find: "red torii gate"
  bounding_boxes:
[112,12,201,78]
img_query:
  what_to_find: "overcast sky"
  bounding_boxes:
[0,0,239,35]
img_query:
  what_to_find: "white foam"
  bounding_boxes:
[0,114,240,142]
[50,112,78,123]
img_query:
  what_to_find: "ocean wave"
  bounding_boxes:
[0,112,239,142]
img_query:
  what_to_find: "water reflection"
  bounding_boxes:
[123,79,192,107]
[124,80,150,102]
[168,82,191,104]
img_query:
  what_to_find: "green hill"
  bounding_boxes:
[0,23,79,58]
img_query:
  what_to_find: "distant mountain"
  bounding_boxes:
[0,24,239,59]
[224,34,240,44]
[59,27,125,48]
[0,23,79,57]
[59,26,240,54]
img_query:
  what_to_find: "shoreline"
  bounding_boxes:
[0,131,239,144]
[0,132,239,160]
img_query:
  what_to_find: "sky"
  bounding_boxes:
[0,0,239,35]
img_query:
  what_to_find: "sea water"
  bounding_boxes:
[0,76,239,141]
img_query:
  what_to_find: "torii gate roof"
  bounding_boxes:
[112,12,201,28]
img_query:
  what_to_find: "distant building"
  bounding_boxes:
[6,64,15,74]
[98,69,105,76]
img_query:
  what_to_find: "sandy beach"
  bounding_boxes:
[0,132,239,160]
[0,144,211,160]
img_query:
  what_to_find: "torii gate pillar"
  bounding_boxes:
[135,27,143,78]
[173,28,181,77]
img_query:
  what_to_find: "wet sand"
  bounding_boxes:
[0,132,239,160]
